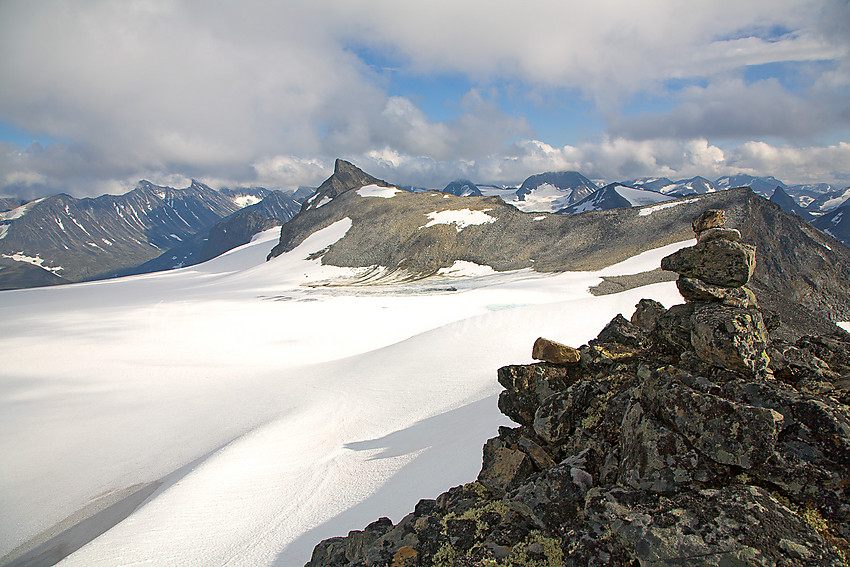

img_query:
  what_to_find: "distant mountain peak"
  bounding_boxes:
[301,159,393,212]
[442,179,482,197]
[770,186,815,222]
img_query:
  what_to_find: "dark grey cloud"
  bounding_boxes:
[609,78,847,142]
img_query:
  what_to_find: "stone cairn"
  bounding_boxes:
[307,210,850,567]
[659,209,771,379]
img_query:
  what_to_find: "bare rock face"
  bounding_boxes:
[306,210,850,567]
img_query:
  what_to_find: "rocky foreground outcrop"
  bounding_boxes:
[307,211,850,566]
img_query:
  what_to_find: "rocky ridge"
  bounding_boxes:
[306,210,850,567]
[268,161,850,336]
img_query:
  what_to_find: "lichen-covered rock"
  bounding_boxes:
[697,226,741,243]
[676,276,758,308]
[652,302,694,353]
[661,238,756,287]
[477,438,534,494]
[618,401,706,492]
[690,302,771,377]
[642,367,782,469]
[533,381,599,445]
[505,461,586,530]
[496,363,581,427]
[531,336,581,364]
[590,313,651,350]
[692,208,726,234]
[630,298,666,331]
[585,485,845,566]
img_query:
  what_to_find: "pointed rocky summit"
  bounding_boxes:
[300,159,394,213]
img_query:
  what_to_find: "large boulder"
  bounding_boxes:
[661,238,756,287]
[690,303,771,377]
[642,367,782,469]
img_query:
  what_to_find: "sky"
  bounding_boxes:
[1,0,849,199]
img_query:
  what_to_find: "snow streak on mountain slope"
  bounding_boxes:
[0,229,693,566]
[562,183,672,214]
[509,182,574,213]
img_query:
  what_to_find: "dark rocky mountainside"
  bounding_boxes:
[0,197,27,212]
[716,175,788,198]
[813,205,850,249]
[443,180,483,197]
[629,176,717,196]
[122,190,300,274]
[268,161,850,335]
[516,171,598,205]
[770,187,815,222]
[0,180,240,285]
[806,188,850,215]
[306,211,850,567]
[0,257,68,291]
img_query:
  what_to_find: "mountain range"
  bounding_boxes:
[560,182,673,214]
[0,181,302,289]
[269,160,850,338]
[1,163,848,292]
[2,159,850,566]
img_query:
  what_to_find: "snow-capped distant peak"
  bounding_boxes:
[0,198,44,222]
[561,183,672,214]
[232,195,263,208]
[613,185,673,206]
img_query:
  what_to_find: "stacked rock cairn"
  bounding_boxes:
[658,208,771,379]
[306,209,850,567]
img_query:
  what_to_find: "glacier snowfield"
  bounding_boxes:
[2,225,696,566]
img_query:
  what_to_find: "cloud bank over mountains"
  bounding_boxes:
[0,0,848,197]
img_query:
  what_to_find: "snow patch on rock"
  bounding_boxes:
[356,185,401,199]
[422,209,496,232]
[639,198,700,216]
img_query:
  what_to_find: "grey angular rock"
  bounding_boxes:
[692,208,726,233]
[533,381,598,444]
[697,226,741,243]
[630,298,666,331]
[585,485,844,567]
[661,238,756,287]
[477,437,534,493]
[618,402,703,493]
[642,368,782,469]
[651,302,694,353]
[676,276,758,307]
[496,363,580,427]
[690,302,771,377]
